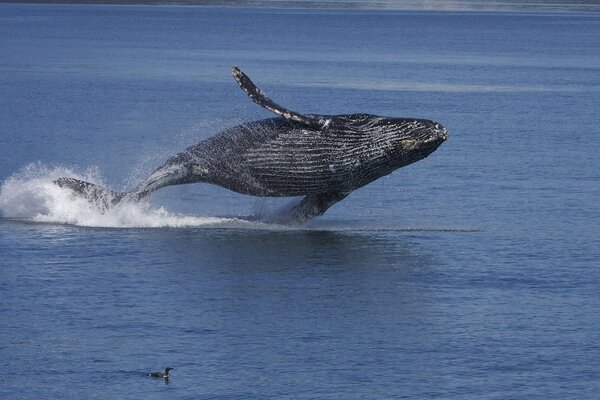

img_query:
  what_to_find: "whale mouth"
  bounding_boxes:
[428,123,448,142]
[397,126,447,162]
[437,126,449,141]
[422,125,448,147]
[414,126,448,147]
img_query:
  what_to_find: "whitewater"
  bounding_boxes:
[0,164,252,228]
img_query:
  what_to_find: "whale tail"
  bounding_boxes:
[54,177,137,211]
[53,164,190,212]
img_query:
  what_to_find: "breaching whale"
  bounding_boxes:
[55,67,448,223]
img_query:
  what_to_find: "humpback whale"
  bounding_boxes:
[55,67,448,223]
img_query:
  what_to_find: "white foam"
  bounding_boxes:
[0,164,243,228]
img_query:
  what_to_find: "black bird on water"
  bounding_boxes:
[147,367,173,379]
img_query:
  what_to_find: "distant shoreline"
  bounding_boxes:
[2,0,600,13]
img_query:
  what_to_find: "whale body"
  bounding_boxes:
[55,67,448,223]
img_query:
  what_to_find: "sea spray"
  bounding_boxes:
[0,164,243,228]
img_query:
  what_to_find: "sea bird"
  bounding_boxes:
[147,367,173,379]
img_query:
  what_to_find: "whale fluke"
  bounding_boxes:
[54,178,128,211]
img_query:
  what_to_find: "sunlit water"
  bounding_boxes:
[1,4,599,399]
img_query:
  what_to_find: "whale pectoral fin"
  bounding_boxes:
[280,191,349,224]
[232,66,328,130]
[54,177,127,211]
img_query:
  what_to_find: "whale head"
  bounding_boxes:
[368,116,448,169]
[392,118,447,162]
[336,114,447,170]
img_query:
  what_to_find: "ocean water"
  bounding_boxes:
[1,3,599,399]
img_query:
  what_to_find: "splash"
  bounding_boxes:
[0,164,478,232]
[0,164,244,228]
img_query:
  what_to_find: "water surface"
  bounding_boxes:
[1,4,599,399]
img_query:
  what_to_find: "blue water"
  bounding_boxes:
[1,4,599,399]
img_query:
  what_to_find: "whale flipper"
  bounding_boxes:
[54,178,128,211]
[276,191,349,224]
[232,66,328,130]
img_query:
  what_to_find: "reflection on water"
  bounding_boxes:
[140,228,434,268]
